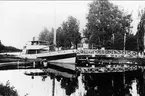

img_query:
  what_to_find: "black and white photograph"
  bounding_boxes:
[0,0,145,96]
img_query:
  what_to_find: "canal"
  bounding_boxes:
[0,69,144,96]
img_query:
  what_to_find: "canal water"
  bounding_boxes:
[0,69,144,96]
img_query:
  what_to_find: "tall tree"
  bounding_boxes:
[136,8,145,52]
[56,16,81,49]
[125,34,137,51]
[61,21,72,48]
[39,27,54,45]
[67,16,81,49]
[56,27,65,47]
[84,0,132,49]
[39,16,81,49]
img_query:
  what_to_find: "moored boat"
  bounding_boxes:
[21,40,76,64]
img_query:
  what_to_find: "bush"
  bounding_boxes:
[0,81,19,96]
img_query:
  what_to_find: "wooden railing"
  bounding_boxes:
[76,49,142,58]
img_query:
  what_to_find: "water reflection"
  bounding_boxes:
[0,69,145,96]
[79,70,144,96]
[42,69,145,96]
[0,70,55,96]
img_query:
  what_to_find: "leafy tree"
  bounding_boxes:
[39,16,81,49]
[56,26,68,48]
[56,16,81,49]
[0,81,19,96]
[60,21,72,48]
[125,34,137,51]
[109,33,137,51]
[136,8,145,52]
[39,27,49,41]
[39,27,54,45]
[84,0,132,49]
[56,27,63,47]
[67,16,81,49]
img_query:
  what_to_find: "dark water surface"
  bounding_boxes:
[0,69,144,96]
[49,70,144,96]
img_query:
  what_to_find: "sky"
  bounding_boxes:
[0,1,145,49]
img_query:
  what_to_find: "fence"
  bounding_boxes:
[76,49,140,58]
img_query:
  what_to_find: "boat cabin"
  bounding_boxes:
[22,40,50,55]
[28,40,49,46]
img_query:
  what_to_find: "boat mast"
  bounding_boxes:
[53,28,56,46]
[52,5,56,96]
[53,5,56,47]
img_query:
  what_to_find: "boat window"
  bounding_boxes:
[37,49,48,53]
[27,50,37,54]
[39,41,48,45]
[31,41,38,45]
[30,41,48,45]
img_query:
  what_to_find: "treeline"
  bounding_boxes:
[38,0,145,51]
[39,16,81,49]
[84,0,133,50]
[0,41,21,53]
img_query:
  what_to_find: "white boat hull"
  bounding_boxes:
[49,57,76,64]
[20,50,76,64]
[42,68,76,78]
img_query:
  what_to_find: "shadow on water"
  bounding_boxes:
[47,73,79,96]
[38,69,145,96]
